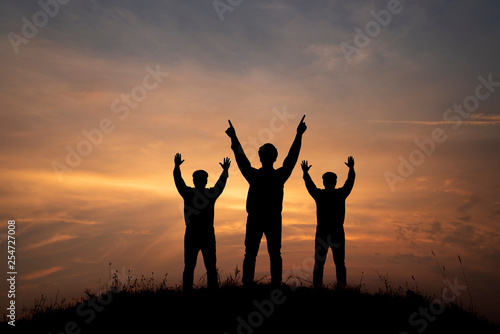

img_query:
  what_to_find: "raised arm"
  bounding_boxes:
[341,156,356,198]
[301,160,319,199]
[282,115,307,180]
[225,120,253,181]
[173,153,189,197]
[213,157,230,197]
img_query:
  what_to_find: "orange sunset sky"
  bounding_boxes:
[1,0,500,323]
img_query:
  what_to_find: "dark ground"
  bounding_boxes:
[3,283,499,334]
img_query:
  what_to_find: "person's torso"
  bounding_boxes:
[315,188,347,230]
[183,187,219,227]
[246,168,285,214]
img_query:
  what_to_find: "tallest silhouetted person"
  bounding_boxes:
[226,116,307,286]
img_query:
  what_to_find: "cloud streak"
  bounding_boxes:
[24,234,78,251]
[22,266,65,281]
[367,120,500,126]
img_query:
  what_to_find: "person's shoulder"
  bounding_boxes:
[334,187,351,199]
[178,186,195,199]
[333,187,346,194]
[272,167,289,180]
[275,166,289,176]
[246,166,259,176]
[317,188,330,196]
[204,187,221,199]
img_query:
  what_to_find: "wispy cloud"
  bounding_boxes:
[367,120,500,126]
[22,266,65,281]
[470,113,500,121]
[119,229,151,235]
[25,234,77,251]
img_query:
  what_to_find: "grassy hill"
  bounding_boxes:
[5,273,499,334]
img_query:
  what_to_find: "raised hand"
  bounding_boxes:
[174,153,185,166]
[220,157,231,171]
[301,160,312,172]
[225,120,236,138]
[297,115,307,135]
[345,156,354,168]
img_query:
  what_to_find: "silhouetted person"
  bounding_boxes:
[173,153,231,294]
[225,116,307,286]
[301,156,355,288]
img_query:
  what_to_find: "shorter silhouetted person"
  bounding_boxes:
[301,156,355,288]
[173,153,230,294]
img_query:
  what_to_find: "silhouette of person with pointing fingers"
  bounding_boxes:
[173,153,231,294]
[226,116,307,286]
[301,156,355,288]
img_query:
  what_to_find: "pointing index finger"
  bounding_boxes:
[228,120,233,128]
[300,115,306,123]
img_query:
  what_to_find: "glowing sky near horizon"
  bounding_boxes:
[1,0,500,323]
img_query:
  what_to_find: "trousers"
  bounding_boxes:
[313,228,346,287]
[242,212,282,285]
[183,226,217,293]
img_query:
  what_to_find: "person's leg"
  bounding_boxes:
[332,230,346,288]
[264,214,282,286]
[242,214,263,286]
[201,229,218,291]
[313,233,328,288]
[183,228,200,295]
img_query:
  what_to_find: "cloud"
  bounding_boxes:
[389,252,432,265]
[441,221,478,246]
[22,266,65,281]
[443,179,472,196]
[24,234,78,251]
[470,113,500,121]
[457,196,481,214]
[302,44,347,71]
[493,202,500,216]
[368,120,500,126]
[119,229,151,235]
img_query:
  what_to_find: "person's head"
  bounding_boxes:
[192,170,208,189]
[322,172,337,189]
[258,143,278,166]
